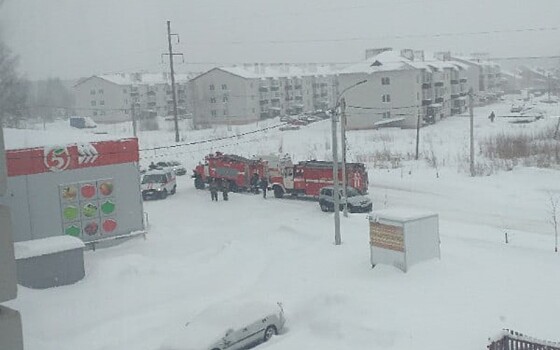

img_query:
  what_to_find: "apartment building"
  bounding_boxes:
[188,64,339,128]
[451,56,503,103]
[74,73,192,123]
[339,49,473,129]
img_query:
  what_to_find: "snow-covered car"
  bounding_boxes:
[319,186,372,213]
[162,300,285,350]
[157,161,188,176]
[141,169,177,200]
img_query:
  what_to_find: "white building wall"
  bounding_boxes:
[74,77,130,123]
[339,69,422,130]
[189,69,259,128]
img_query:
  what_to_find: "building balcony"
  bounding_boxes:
[434,82,444,87]
[435,97,444,103]
[422,99,432,106]
[460,78,467,83]
[259,87,268,93]
[422,83,432,89]
[451,93,460,99]
[451,80,459,85]
[270,87,280,92]
[147,102,156,107]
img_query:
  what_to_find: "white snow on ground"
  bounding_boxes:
[5,95,560,350]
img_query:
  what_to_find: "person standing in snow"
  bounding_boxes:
[221,180,229,201]
[209,178,218,201]
[489,111,496,122]
[260,176,268,199]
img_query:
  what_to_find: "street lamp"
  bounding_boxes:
[332,79,367,245]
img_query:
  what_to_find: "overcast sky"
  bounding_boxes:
[0,0,559,80]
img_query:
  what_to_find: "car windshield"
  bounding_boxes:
[142,174,166,184]
[338,187,360,197]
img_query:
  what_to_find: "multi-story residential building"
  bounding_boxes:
[451,56,503,103]
[74,72,193,123]
[338,50,422,129]
[339,49,473,129]
[188,64,339,128]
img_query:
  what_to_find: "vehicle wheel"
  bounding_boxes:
[320,201,329,212]
[263,325,277,342]
[171,185,176,195]
[160,189,168,199]
[273,186,284,198]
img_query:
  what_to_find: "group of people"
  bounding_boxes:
[208,178,229,201]
[250,173,269,199]
[208,173,269,201]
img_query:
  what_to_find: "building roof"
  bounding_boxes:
[192,64,343,81]
[339,50,467,75]
[75,72,199,87]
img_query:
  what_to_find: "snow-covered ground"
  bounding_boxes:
[5,96,560,350]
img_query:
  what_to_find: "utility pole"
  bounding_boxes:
[340,97,348,217]
[131,103,137,138]
[162,20,184,143]
[331,108,341,245]
[468,88,475,177]
[415,113,421,160]
[548,73,552,102]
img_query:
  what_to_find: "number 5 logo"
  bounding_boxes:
[44,146,71,172]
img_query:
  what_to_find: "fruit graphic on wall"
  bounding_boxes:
[63,206,78,221]
[83,221,99,236]
[102,219,117,234]
[99,181,113,196]
[65,224,81,237]
[100,200,115,215]
[82,202,98,218]
[62,185,78,201]
[80,183,96,199]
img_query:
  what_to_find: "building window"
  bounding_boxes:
[222,84,227,90]
[223,110,227,116]
[123,89,127,94]
[93,111,98,116]
[100,111,106,116]
[382,94,391,103]
[100,100,105,106]
[417,92,420,100]
[90,89,96,95]
[383,111,391,119]
[91,100,96,106]
[223,95,228,102]
[381,77,390,85]
[251,95,255,100]
[417,75,420,84]
[98,89,104,94]
[125,99,128,105]
[210,97,216,103]
[211,110,217,117]
[210,84,215,91]
[252,108,255,113]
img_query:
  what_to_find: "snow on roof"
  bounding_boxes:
[218,64,340,79]
[95,72,196,86]
[14,235,85,260]
[3,127,115,150]
[340,50,466,75]
[372,207,438,222]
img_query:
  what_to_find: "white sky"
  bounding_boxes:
[0,0,559,80]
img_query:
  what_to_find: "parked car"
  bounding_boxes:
[141,169,177,200]
[162,300,285,350]
[157,161,188,176]
[279,124,300,131]
[319,186,372,213]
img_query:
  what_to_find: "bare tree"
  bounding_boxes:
[0,39,28,127]
[549,193,559,252]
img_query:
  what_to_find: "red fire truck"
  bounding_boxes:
[192,152,267,192]
[265,155,369,198]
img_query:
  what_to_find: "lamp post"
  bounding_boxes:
[339,80,367,218]
[333,79,367,245]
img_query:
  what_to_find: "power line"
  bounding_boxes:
[186,26,560,46]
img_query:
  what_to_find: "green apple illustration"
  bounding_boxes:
[82,202,97,217]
